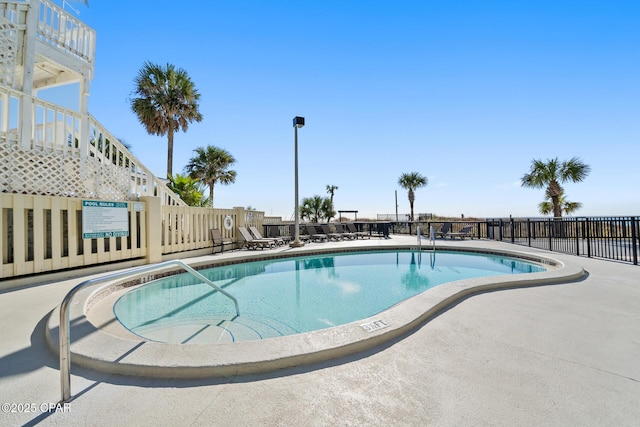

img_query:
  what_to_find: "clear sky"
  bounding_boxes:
[46,0,639,219]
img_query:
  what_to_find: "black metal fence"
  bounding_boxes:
[403,217,639,266]
[489,216,639,265]
[265,217,640,266]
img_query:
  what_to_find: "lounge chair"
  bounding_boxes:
[238,226,277,250]
[289,224,311,242]
[434,222,452,238]
[267,226,293,243]
[320,224,343,241]
[345,223,369,239]
[210,228,234,254]
[249,226,285,246]
[305,224,328,242]
[334,223,356,240]
[447,225,474,240]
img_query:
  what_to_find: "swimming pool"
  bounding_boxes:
[114,250,545,344]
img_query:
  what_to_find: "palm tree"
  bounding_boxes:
[326,185,338,203]
[301,195,334,223]
[167,174,208,207]
[117,137,132,151]
[539,192,582,216]
[521,157,590,218]
[398,172,428,221]
[323,198,336,222]
[184,146,237,208]
[130,62,203,178]
[326,185,338,221]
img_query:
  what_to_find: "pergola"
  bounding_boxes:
[338,210,358,221]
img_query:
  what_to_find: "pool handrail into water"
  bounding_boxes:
[58,259,240,403]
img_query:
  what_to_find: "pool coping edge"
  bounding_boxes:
[45,244,586,379]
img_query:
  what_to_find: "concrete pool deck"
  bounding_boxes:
[1,237,639,426]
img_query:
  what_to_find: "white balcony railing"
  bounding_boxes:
[1,0,95,65]
[0,85,186,206]
[36,0,95,63]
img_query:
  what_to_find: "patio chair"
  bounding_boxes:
[289,224,311,242]
[320,224,343,241]
[238,226,277,250]
[305,224,329,242]
[434,222,452,238]
[210,228,234,254]
[447,225,474,240]
[345,223,369,239]
[249,226,285,246]
[267,225,293,243]
[334,223,357,240]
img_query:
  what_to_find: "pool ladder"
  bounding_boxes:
[58,259,240,403]
[416,226,436,252]
[417,226,437,269]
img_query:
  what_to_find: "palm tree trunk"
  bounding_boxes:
[167,126,174,178]
[552,195,562,218]
[329,195,334,221]
[548,181,563,218]
[209,183,214,208]
[551,194,563,237]
[408,189,415,221]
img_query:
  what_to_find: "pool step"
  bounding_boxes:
[130,313,299,344]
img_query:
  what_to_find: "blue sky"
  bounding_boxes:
[46,0,639,219]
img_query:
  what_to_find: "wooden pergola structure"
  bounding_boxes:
[338,210,358,221]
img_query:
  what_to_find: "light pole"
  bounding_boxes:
[291,116,305,247]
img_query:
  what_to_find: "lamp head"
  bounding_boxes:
[293,116,305,128]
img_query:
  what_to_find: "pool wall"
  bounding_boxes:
[45,245,585,379]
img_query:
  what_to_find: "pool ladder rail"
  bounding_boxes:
[416,226,436,252]
[416,226,437,269]
[58,259,240,404]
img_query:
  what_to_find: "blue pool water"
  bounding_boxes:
[114,250,545,344]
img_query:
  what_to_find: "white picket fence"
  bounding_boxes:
[1,193,266,282]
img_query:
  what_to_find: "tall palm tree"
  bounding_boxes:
[326,185,338,203]
[521,157,590,218]
[184,146,236,208]
[130,62,203,178]
[326,185,338,221]
[398,172,428,221]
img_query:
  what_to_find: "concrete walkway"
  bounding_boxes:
[1,238,639,426]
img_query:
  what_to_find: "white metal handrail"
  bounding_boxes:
[58,259,239,403]
[416,226,436,252]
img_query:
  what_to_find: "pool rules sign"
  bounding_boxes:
[82,200,129,239]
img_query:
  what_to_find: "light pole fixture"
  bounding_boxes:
[291,116,305,247]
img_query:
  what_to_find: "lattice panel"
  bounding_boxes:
[92,155,133,200]
[0,17,17,89]
[1,141,134,200]
[0,138,9,193]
